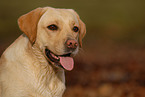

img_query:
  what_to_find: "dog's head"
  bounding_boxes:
[18,7,86,71]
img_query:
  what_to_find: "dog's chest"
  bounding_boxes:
[35,72,66,97]
[47,72,66,97]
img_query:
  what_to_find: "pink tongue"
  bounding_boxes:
[59,57,74,71]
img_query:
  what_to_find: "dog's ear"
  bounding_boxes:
[18,8,46,44]
[78,19,86,47]
[68,9,86,47]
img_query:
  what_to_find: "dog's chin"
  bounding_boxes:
[44,48,76,71]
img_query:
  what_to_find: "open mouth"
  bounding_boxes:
[45,49,74,71]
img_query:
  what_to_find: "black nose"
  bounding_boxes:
[66,39,78,50]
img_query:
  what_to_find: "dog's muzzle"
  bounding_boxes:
[45,39,78,71]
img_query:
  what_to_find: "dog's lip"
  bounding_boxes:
[45,49,60,63]
[45,48,72,69]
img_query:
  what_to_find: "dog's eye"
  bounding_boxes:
[73,26,79,32]
[47,24,58,31]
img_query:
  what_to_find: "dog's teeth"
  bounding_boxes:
[50,52,58,59]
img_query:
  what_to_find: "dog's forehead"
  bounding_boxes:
[40,8,79,25]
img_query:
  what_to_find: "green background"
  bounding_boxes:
[0,0,145,46]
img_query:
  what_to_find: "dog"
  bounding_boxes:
[0,7,86,97]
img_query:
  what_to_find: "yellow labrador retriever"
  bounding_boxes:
[0,7,86,97]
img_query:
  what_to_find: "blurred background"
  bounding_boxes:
[1,0,145,97]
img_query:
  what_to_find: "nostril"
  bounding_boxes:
[66,39,78,49]
[67,43,73,48]
[69,42,72,45]
[67,42,72,47]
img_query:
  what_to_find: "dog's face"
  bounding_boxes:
[18,7,86,71]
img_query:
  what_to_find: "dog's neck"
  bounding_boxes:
[27,42,66,96]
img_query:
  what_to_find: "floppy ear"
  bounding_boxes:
[79,19,86,47]
[18,8,46,44]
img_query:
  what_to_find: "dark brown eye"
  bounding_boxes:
[47,24,58,30]
[73,26,79,32]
